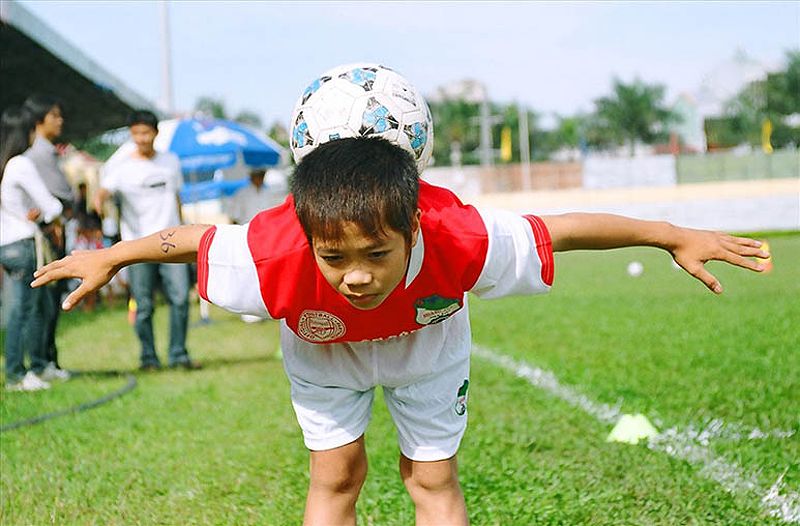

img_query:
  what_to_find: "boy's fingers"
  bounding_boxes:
[720,251,764,272]
[721,238,769,258]
[731,245,769,258]
[62,284,91,311]
[33,259,62,279]
[731,236,762,248]
[31,266,77,288]
[690,265,723,294]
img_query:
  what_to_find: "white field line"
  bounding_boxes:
[472,345,800,524]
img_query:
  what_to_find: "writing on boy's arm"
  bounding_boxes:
[31,224,211,310]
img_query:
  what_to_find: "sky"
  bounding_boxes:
[19,1,800,129]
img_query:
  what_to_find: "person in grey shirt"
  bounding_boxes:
[23,94,73,381]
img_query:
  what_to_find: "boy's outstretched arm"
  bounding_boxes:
[540,213,768,294]
[31,224,211,310]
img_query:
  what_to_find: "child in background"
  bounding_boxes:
[70,215,104,311]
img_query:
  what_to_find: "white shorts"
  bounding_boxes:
[280,306,472,462]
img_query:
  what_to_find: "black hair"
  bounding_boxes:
[291,137,419,244]
[23,94,63,125]
[126,110,159,130]
[0,107,35,183]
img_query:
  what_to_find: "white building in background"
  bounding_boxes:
[671,49,780,152]
[693,49,778,117]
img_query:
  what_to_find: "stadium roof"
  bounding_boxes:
[0,0,160,141]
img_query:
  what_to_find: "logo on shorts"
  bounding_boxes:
[297,310,346,342]
[454,379,469,416]
[414,295,462,325]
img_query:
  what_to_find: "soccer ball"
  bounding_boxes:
[290,63,434,172]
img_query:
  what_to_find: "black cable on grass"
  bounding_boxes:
[1,373,137,433]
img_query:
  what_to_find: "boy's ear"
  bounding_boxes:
[410,209,422,247]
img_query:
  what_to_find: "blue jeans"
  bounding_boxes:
[128,263,191,367]
[41,278,65,366]
[0,238,49,382]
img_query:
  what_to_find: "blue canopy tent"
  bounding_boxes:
[153,118,284,204]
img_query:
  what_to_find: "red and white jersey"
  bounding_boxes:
[197,181,553,344]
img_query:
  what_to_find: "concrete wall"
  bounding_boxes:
[583,154,676,189]
[423,162,582,199]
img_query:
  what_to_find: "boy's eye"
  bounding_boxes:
[368,250,388,259]
[320,255,343,263]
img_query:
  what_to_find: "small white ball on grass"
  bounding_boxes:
[627,261,644,277]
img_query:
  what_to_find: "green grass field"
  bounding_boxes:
[2,235,798,525]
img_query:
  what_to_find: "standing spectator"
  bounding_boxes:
[0,107,63,391]
[94,110,200,371]
[227,168,285,225]
[227,168,285,323]
[23,94,73,382]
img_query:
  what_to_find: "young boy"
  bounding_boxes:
[33,137,767,525]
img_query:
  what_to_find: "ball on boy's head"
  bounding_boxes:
[290,63,434,173]
[627,261,644,277]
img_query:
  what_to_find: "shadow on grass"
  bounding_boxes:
[66,353,277,377]
[2,355,277,432]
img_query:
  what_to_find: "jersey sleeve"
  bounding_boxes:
[470,208,554,299]
[196,224,271,317]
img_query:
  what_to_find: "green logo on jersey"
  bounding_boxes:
[454,379,469,416]
[414,295,462,325]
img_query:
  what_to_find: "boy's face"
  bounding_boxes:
[130,123,157,156]
[312,213,420,310]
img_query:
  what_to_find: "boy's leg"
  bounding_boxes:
[304,436,368,526]
[400,454,467,526]
[378,316,471,526]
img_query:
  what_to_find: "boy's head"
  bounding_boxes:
[126,110,159,156]
[291,137,421,310]
[23,94,63,142]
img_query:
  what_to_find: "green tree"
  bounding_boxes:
[233,110,263,130]
[719,49,800,149]
[268,121,290,149]
[194,97,227,119]
[593,78,677,156]
[429,99,482,165]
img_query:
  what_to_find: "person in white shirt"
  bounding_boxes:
[23,94,74,381]
[0,107,63,391]
[95,110,200,371]
[228,169,285,225]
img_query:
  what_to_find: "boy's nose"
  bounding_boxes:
[343,268,373,287]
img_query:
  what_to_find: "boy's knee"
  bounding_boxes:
[311,463,366,495]
[311,462,367,496]
[309,442,368,495]
[401,456,460,496]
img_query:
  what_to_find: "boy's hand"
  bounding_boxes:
[669,228,768,294]
[31,249,119,310]
[26,208,42,222]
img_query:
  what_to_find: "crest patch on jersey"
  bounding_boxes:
[298,310,346,342]
[414,295,462,325]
